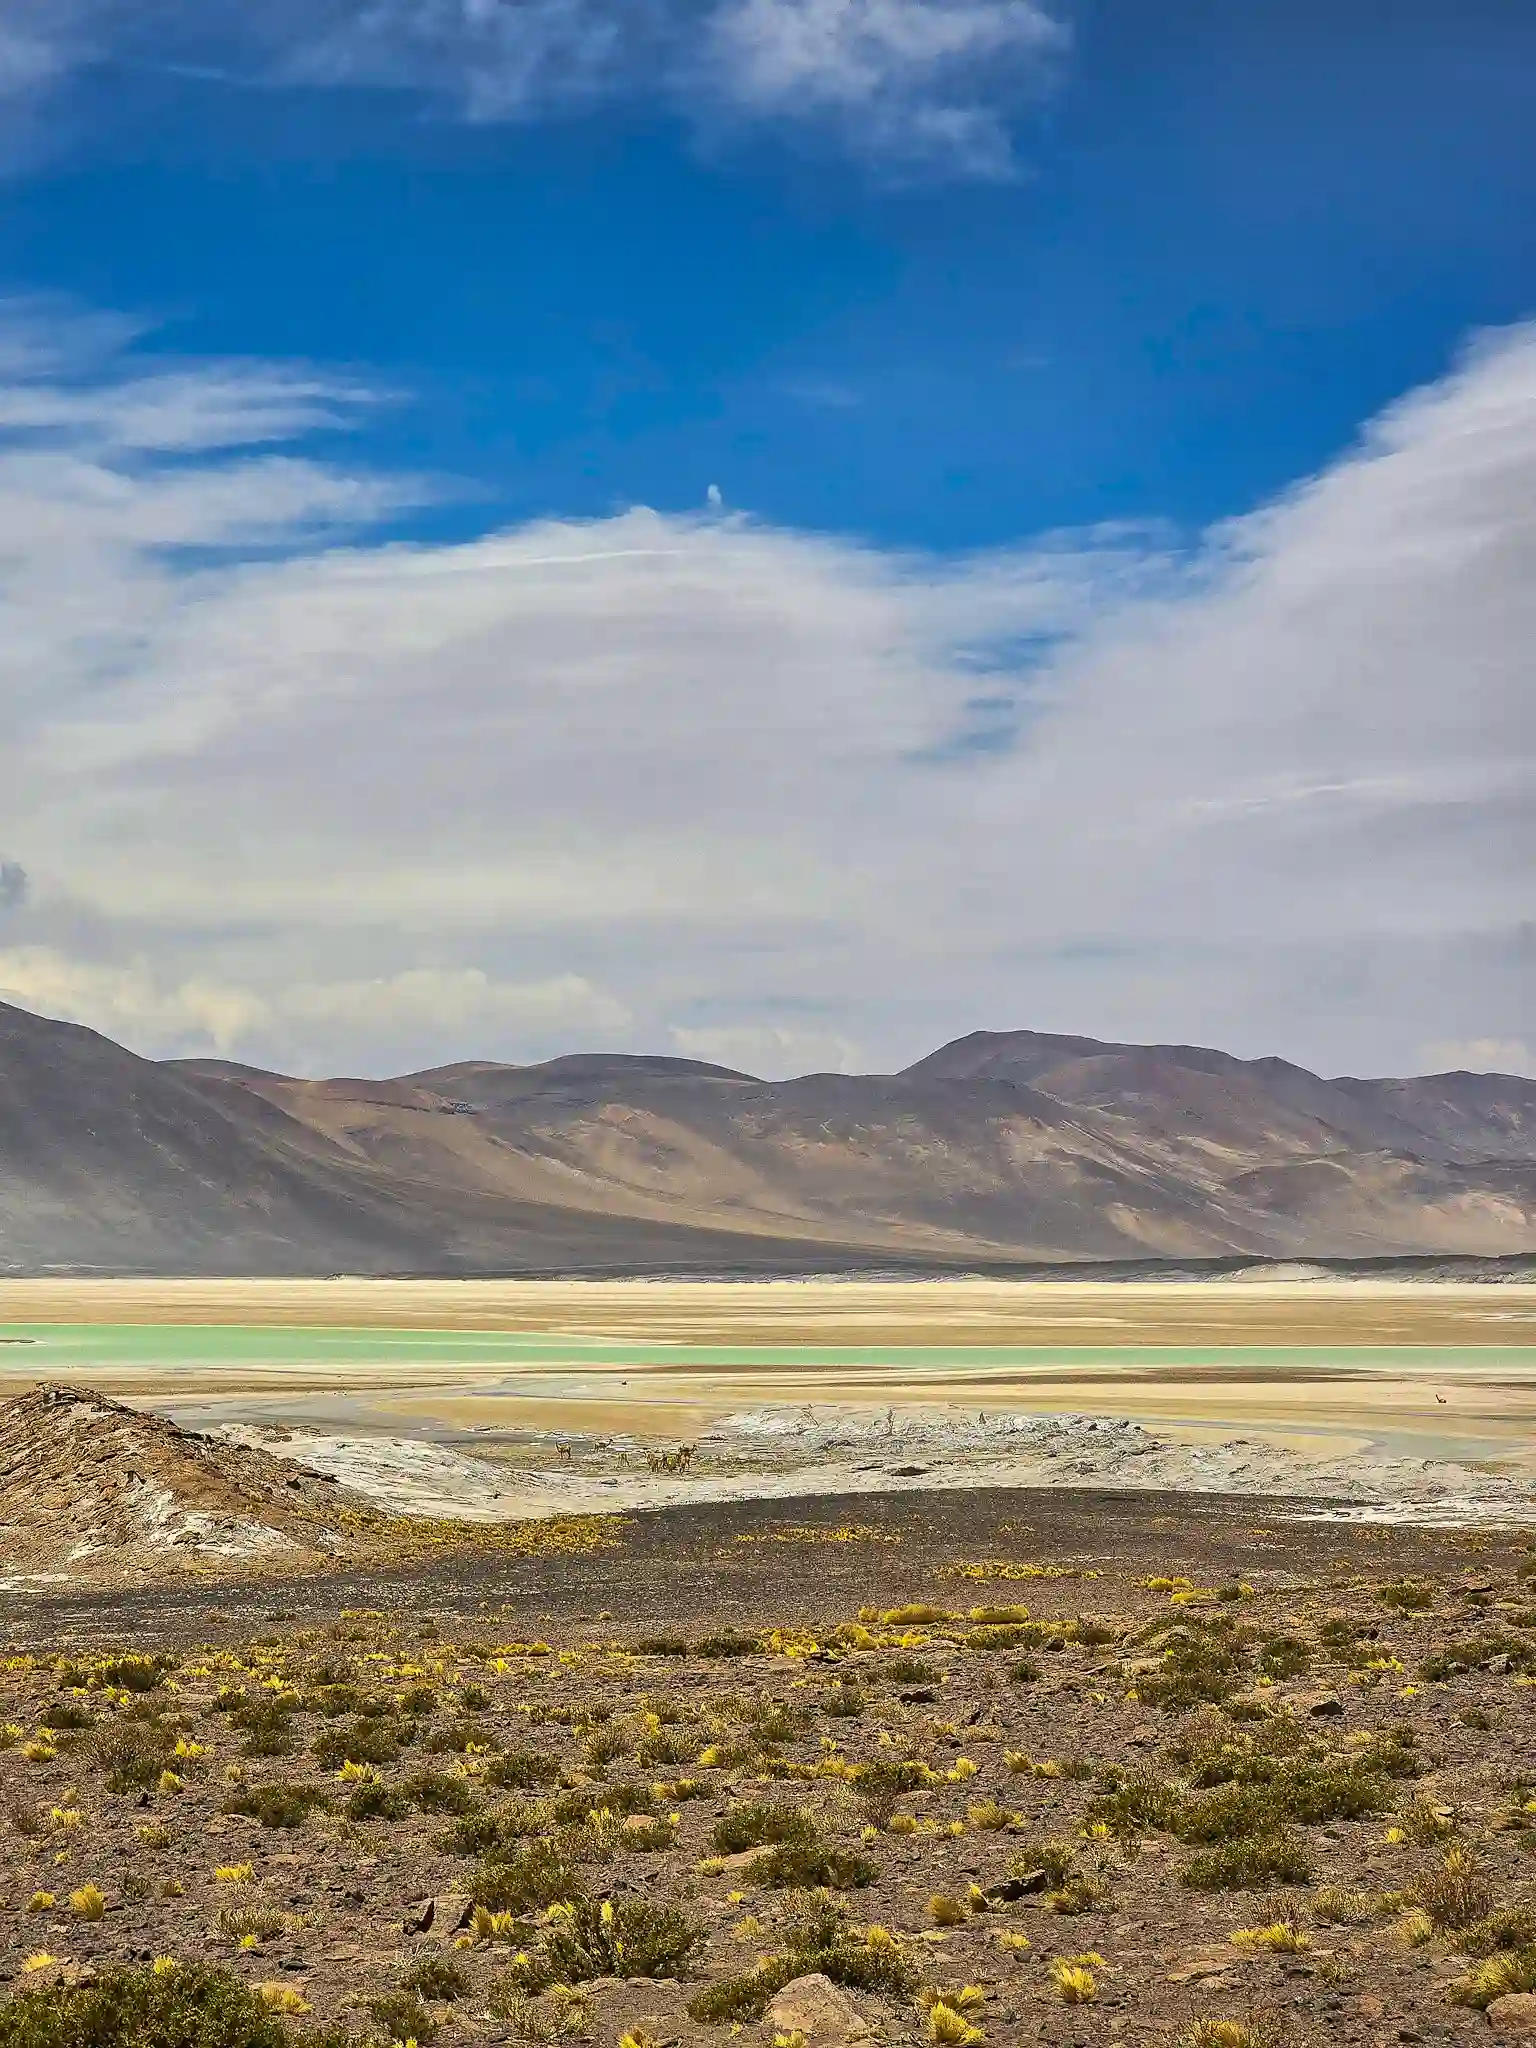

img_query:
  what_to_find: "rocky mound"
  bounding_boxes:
[0,1383,381,1585]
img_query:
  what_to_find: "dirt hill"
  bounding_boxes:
[2,998,1535,1272]
[0,1383,380,1583]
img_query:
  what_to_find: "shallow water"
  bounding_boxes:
[5,1320,1536,1373]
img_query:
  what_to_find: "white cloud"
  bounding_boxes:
[702,0,1062,175]
[282,968,631,1043]
[1420,1039,1536,1079]
[0,944,631,1065]
[0,302,1532,1082]
[0,946,269,1050]
[0,0,1068,177]
[669,1022,863,1077]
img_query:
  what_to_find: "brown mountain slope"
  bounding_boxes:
[2,1001,1534,1271]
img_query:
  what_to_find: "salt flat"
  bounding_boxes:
[3,1276,1533,1526]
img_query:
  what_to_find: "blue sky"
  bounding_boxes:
[6,0,1533,547]
[0,0,1532,1079]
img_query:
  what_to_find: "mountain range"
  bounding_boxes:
[2,998,1535,1274]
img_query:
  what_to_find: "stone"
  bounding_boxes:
[981,1869,1049,1904]
[406,1892,473,1935]
[1298,1690,1345,1717]
[765,1973,874,2046]
[1488,1994,1536,2037]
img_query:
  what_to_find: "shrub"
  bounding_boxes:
[427,1718,499,1756]
[500,1896,704,1992]
[441,1802,548,1858]
[485,1750,562,1791]
[711,1803,817,1854]
[1257,1637,1311,1680]
[222,1784,331,1830]
[551,1782,656,1826]
[347,1781,410,1822]
[472,1841,586,1914]
[216,1907,286,1943]
[1009,1840,1076,1889]
[403,1767,478,1813]
[748,1841,879,1890]
[1313,1887,1381,1925]
[93,1655,177,1694]
[1137,1625,1250,1710]
[695,1631,758,1658]
[1180,1834,1312,1892]
[1450,1949,1536,2010]
[1377,1579,1435,1612]
[688,1901,916,2023]
[1412,1849,1494,1933]
[1460,1908,1536,1958]
[821,1686,865,1717]
[366,1992,437,2044]
[312,1720,398,1770]
[92,1720,176,1793]
[402,1957,470,2002]
[0,1963,286,2048]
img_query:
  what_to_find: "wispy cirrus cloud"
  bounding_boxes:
[0,0,1069,178]
[0,300,1532,1080]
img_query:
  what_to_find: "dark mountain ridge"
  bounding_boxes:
[5,1000,1534,1273]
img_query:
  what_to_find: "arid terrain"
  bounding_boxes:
[4,999,1536,1273]
[3,1278,1534,1536]
[3,1487,1536,2048]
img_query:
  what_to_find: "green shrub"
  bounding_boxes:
[1412,1852,1495,1933]
[1179,1833,1313,1891]
[440,1801,548,1858]
[1450,1949,1536,2010]
[551,1782,655,1826]
[365,1992,437,2044]
[484,1750,561,1791]
[1377,1580,1435,1613]
[402,1768,478,1814]
[425,1719,499,1756]
[695,1631,758,1658]
[500,1895,704,1992]
[472,1840,585,1914]
[687,1899,915,2023]
[1010,1839,1076,1888]
[347,1781,410,1822]
[1258,1637,1312,1680]
[0,1963,284,2048]
[222,1783,332,1829]
[92,1720,176,1792]
[401,1958,470,2002]
[94,1655,177,1694]
[747,1841,879,1890]
[711,1802,817,1854]
[312,1720,399,1769]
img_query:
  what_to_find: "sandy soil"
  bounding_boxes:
[3,1274,1536,1345]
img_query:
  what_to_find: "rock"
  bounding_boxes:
[981,1868,1049,1904]
[765,1974,873,2046]
[406,1892,473,1935]
[1488,1994,1536,2037]
[1296,1690,1345,1716]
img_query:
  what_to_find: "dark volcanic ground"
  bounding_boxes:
[3,1490,1536,2048]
